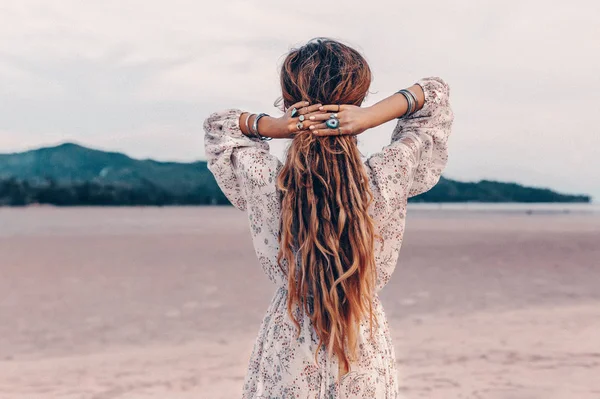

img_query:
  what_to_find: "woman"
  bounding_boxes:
[204,38,453,398]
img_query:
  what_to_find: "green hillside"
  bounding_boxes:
[0,143,591,206]
[0,143,228,206]
[413,177,590,203]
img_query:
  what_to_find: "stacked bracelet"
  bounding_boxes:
[252,113,272,141]
[244,113,272,141]
[396,88,419,119]
[406,90,418,111]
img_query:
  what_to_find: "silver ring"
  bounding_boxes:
[296,122,303,130]
[330,113,338,119]
[338,128,342,135]
[290,108,298,118]
[299,115,305,122]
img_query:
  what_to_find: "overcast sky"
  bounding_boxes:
[1,0,599,199]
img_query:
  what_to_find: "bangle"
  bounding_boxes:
[403,89,416,115]
[396,90,414,119]
[405,89,419,113]
[244,113,254,137]
[399,90,413,118]
[253,113,272,141]
[248,115,261,139]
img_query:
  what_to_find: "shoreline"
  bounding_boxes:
[1,201,598,211]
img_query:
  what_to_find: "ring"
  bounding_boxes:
[299,115,305,122]
[338,128,342,135]
[325,118,339,129]
[336,104,340,112]
[296,122,304,130]
[329,113,338,119]
[290,108,298,118]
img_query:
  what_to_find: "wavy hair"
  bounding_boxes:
[276,38,378,375]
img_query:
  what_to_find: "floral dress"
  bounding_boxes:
[204,77,453,398]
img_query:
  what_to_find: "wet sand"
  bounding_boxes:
[0,207,599,398]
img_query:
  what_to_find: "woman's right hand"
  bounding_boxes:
[260,101,327,139]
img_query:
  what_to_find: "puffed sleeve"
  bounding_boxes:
[203,109,282,211]
[365,77,454,213]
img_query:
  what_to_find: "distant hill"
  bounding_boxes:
[0,143,228,206]
[0,143,591,206]
[412,177,590,203]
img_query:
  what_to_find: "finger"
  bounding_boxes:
[309,122,342,136]
[302,120,324,129]
[312,129,337,136]
[312,126,351,137]
[318,104,343,112]
[297,103,323,115]
[312,129,344,137]
[309,123,328,132]
[289,101,310,113]
[290,119,325,133]
[291,122,343,137]
[306,112,337,122]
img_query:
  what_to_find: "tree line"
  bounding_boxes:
[0,177,230,206]
[0,176,590,206]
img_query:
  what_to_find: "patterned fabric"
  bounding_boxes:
[204,77,453,398]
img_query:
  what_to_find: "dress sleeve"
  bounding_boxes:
[203,108,282,211]
[204,109,286,286]
[365,76,454,210]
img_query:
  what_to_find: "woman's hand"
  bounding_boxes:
[306,84,425,137]
[259,101,327,139]
[307,104,374,137]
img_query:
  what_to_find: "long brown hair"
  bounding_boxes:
[276,38,377,374]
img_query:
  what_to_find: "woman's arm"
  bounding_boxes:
[238,101,326,139]
[308,84,424,136]
[203,101,330,209]
[365,76,454,197]
[363,84,425,130]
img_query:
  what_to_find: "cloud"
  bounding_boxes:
[0,0,598,199]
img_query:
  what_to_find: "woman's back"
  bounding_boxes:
[204,75,453,398]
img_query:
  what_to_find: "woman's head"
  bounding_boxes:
[280,37,372,109]
[277,38,378,376]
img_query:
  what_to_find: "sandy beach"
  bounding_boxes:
[1,206,599,399]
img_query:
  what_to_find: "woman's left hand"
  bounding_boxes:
[307,104,373,137]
